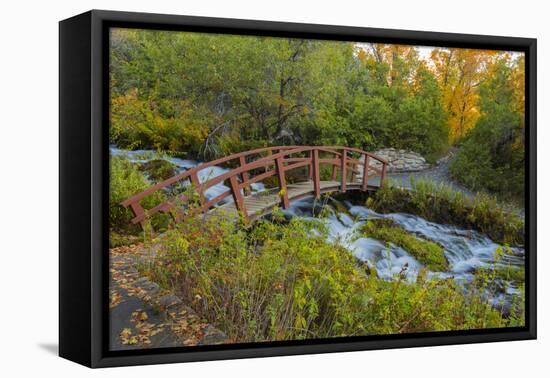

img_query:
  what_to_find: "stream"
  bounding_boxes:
[111,146,525,309]
[282,197,524,308]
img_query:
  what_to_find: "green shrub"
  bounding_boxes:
[449,59,525,203]
[476,248,525,285]
[139,159,177,182]
[110,90,210,157]
[359,219,449,271]
[141,207,520,343]
[109,156,167,238]
[475,264,525,284]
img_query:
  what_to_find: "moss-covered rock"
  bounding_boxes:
[140,159,178,182]
[360,219,449,271]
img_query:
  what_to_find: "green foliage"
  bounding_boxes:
[109,156,167,238]
[367,179,524,245]
[110,89,209,155]
[139,159,177,182]
[359,219,449,271]
[110,30,525,202]
[350,64,448,156]
[109,232,142,248]
[476,265,525,284]
[110,29,450,159]
[141,207,519,342]
[450,57,525,202]
[474,247,525,285]
[469,247,525,326]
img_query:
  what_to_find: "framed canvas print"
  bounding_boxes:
[59,10,536,368]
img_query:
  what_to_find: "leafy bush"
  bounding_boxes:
[141,207,521,342]
[449,58,525,203]
[110,29,452,161]
[109,156,167,238]
[139,159,177,182]
[110,89,209,156]
[474,248,525,285]
[476,266,525,284]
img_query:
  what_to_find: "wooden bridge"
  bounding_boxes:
[121,146,388,228]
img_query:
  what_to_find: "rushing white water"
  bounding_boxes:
[110,146,265,204]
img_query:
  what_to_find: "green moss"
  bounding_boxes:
[360,219,449,271]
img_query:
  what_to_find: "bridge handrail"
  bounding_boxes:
[121,145,292,207]
[121,146,388,227]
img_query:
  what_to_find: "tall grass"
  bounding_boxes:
[367,178,524,245]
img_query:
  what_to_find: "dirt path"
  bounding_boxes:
[361,149,475,199]
[378,149,525,217]
[385,150,476,198]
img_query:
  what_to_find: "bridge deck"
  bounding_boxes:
[215,179,381,220]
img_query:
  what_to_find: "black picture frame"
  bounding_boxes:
[59,9,537,368]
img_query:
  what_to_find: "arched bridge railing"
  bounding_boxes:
[121,146,388,227]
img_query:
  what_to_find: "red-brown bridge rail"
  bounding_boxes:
[121,146,388,229]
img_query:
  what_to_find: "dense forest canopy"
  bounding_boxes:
[109,28,525,201]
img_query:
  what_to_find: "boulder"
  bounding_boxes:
[140,159,177,181]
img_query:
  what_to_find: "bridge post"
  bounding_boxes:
[340,149,347,193]
[190,171,206,213]
[229,175,248,221]
[305,150,312,179]
[265,149,275,173]
[380,162,387,187]
[129,202,146,227]
[362,154,369,191]
[351,161,358,182]
[275,157,290,209]
[312,149,321,198]
[239,156,251,195]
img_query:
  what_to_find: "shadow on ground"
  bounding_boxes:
[38,343,58,355]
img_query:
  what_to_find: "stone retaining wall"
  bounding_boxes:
[372,148,430,172]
